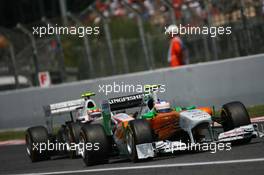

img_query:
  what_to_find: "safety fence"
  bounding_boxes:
[0,0,263,89]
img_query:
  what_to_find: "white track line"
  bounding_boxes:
[20,157,264,175]
[0,140,25,146]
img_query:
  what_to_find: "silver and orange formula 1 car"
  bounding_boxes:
[79,86,261,166]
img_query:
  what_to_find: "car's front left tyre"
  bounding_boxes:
[126,119,153,162]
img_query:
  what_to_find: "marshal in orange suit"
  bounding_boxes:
[166,25,188,67]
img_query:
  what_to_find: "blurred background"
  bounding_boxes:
[0,0,263,90]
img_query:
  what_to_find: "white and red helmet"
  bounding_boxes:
[154,100,171,113]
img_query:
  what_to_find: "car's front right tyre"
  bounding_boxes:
[221,101,252,144]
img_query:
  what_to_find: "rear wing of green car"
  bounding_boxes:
[107,85,162,111]
[101,93,145,136]
[108,93,145,111]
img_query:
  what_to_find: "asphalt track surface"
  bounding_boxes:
[0,137,264,175]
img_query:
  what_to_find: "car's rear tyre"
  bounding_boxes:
[57,126,67,143]
[126,119,153,162]
[221,101,251,131]
[25,126,50,162]
[57,126,70,155]
[66,123,82,158]
[80,124,109,166]
[67,123,81,143]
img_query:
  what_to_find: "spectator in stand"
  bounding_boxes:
[109,0,118,15]
[126,0,139,18]
[143,0,155,19]
[95,0,109,17]
[182,0,204,26]
[262,0,264,17]
[189,0,203,17]
[115,0,126,16]
[126,0,153,20]
[159,3,170,25]
[109,0,126,17]
[173,0,183,21]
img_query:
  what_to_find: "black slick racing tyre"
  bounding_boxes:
[221,101,251,131]
[25,126,50,162]
[66,123,82,158]
[80,124,109,166]
[126,119,153,162]
[57,125,70,155]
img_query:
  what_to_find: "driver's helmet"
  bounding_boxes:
[154,100,171,113]
[87,107,101,120]
[87,101,101,120]
[84,100,102,122]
